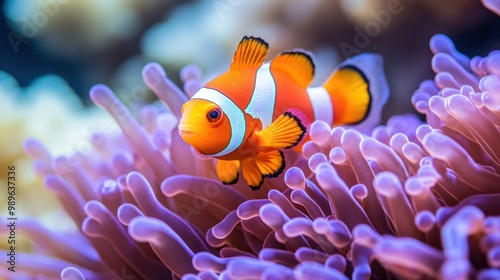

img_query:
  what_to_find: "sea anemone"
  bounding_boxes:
[483,0,500,15]
[3,28,500,280]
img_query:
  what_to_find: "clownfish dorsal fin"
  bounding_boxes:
[270,50,315,88]
[230,36,269,69]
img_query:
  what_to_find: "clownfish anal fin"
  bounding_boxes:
[216,160,240,185]
[240,150,285,190]
[256,109,309,150]
[241,158,264,190]
[271,50,315,88]
[255,149,285,179]
[231,36,269,69]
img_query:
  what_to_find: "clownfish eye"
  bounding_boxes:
[207,108,222,123]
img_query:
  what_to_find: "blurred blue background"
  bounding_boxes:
[0,0,499,113]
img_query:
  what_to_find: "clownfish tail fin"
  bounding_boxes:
[323,53,389,131]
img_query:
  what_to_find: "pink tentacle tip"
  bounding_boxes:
[23,137,51,160]
[89,84,115,108]
[83,200,107,219]
[211,211,239,239]
[180,64,203,83]
[308,153,328,173]
[485,53,500,76]
[82,217,102,237]
[193,252,228,272]
[142,62,167,89]
[430,34,456,55]
[480,74,500,95]
[351,184,368,200]
[44,174,63,192]
[340,129,363,149]
[284,167,306,189]
[415,211,436,232]
[128,217,162,242]
[445,94,476,118]
[329,147,347,164]
[373,172,401,197]
[126,171,147,191]
[184,79,203,97]
[482,0,500,15]
[117,203,144,226]
[353,224,379,247]
[309,120,332,145]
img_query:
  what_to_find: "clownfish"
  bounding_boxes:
[179,36,389,190]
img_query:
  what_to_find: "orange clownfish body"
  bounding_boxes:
[179,36,389,190]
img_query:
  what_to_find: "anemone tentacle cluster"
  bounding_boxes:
[2,31,500,279]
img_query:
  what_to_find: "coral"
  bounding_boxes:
[0,72,108,235]
[338,0,474,24]
[3,0,171,55]
[4,34,500,280]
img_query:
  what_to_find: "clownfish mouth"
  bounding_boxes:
[178,124,196,137]
[178,129,194,137]
[177,123,211,155]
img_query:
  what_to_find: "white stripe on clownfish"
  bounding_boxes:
[244,63,277,128]
[307,87,334,125]
[191,87,246,157]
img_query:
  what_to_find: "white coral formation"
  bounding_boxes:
[0,72,109,231]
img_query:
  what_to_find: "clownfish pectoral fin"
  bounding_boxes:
[230,36,269,69]
[216,160,240,185]
[255,109,310,150]
[324,54,389,130]
[270,50,315,88]
[241,158,264,190]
